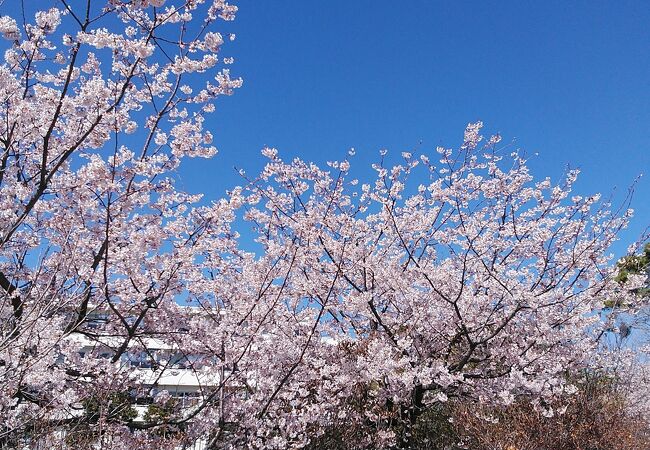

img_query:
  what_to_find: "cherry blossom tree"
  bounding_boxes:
[218,129,643,448]
[0,1,646,449]
[0,1,242,448]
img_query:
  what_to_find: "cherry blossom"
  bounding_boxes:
[0,1,646,449]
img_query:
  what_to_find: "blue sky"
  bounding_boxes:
[182,0,649,256]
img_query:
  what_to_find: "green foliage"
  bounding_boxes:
[409,403,459,449]
[143,398,178,423]
[615,243,650,285]
[59,391,139,449]
[142,398,187,439]
[605,242,650,307]
[81,390,138,423]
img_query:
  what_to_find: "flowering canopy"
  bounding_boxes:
[0,1,646,449]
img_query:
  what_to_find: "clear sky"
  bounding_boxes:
[179,0,649,255]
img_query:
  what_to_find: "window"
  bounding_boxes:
[86,312,109,329]
[169,353,204,369]
[124,351,156,368]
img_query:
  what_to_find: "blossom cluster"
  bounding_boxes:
[0,2,647,449]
